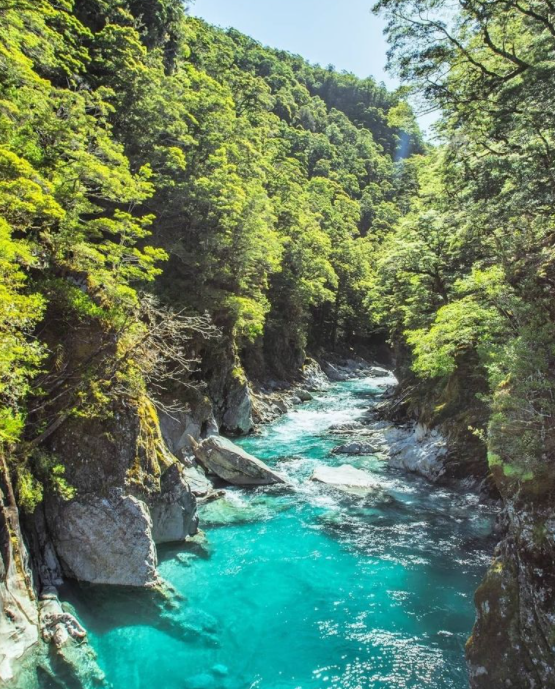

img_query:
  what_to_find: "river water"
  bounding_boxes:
[63,376,496,689]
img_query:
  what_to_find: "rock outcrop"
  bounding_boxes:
[467,497,555,688]
[302,359,330,391]
[202,342,254,436]
[47,491,158,587]
[1,453,105,689]
[150,464,199,544]
[159,397,218,461]
[383,423,448,481]
[221,379,253,436]
[190,435,285,486]
[0,456,39,686]
[43,396,199,587]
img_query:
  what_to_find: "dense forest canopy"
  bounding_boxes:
[373,0,555,494]
[0,0,421,505]
[1,0,553,512]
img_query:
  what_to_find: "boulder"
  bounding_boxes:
[310,465,381,495]
[368,366,392,377]
[332,441,379,455]
[296,389,314,402]
[322,361,349,381]
[189,436,285,487]
[181,463,214,497]
[149,464,199,545]
[46,492,158,587]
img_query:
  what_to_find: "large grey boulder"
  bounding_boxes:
[311,465,381,495]
[47,492,158,587]
[190,436,285,487]
[149,464,199,545]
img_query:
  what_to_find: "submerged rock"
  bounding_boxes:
[311,465,381,495]
[189,435,285,486]
[39,593,106,688]
[332,441,379,455]
[47,492,158,587]
[200,493,273,526]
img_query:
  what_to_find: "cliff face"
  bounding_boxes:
[0,453,38,686]
[466,460,555,689]
[467,498,555,688]
[43,396,199,588]
[0,391,207,687]
[0,452,105,689]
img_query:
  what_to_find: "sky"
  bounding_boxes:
[189,0,397,89]
[189,0,438,134]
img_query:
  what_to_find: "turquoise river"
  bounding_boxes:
[61,377,496,689]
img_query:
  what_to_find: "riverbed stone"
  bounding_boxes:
[189,436,285,486]
[311,465,381,495]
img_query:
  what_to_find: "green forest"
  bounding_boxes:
[1,1,554,687]
[0,0,423,478]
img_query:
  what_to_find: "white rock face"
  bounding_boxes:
[311,465,381,495]
[302,359,330,391]
[48,492,158,587]
[0,519,39,685]
[382,423,447,481]
[190,436,285,486]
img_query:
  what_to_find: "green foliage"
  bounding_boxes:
[374,0,555,494]
[0,1,420,498]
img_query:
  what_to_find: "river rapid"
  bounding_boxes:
[61,375,496,689]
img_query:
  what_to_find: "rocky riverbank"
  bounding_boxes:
[1,353,501,688]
